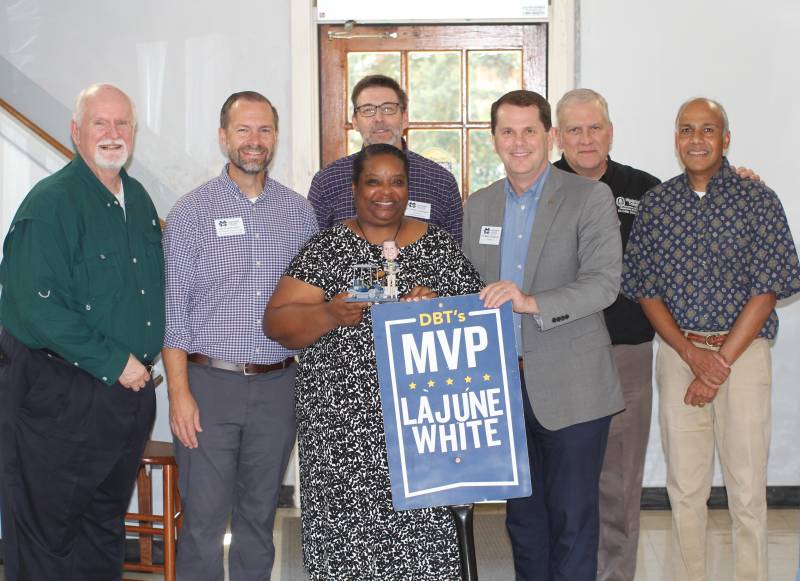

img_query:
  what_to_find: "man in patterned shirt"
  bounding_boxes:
[622,97,800,581]
[308,74,464,243]
[162,91,317,581]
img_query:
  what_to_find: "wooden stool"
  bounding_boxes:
[123,440,182,581]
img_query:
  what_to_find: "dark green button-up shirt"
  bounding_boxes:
[0,154,165,384]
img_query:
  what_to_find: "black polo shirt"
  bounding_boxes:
[554,155,660,345]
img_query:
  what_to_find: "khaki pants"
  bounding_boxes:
[656,336,771,581]
[597,342,653,581]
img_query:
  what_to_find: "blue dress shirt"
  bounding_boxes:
[500,165,551,353]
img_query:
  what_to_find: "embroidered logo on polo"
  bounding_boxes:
[616,197,640,216]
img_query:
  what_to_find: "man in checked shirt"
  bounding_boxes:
[622,97,800,581]
[308,74,464,243]
[162,91,317,581]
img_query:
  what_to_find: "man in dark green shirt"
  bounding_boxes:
[0,83,164,581]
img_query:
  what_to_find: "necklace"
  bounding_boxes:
[353,217,403,246]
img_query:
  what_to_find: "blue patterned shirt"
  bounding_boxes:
[308,146,464,244]
[500,166,550,353]
[622,158,800,339]
[163,166,318,363]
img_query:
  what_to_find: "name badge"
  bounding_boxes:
[479,226,502,245]
[405,200,432,220]
[214,217,245,237]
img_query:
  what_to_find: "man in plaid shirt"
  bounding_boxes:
[308,74,464,243]
[162,91,317,581]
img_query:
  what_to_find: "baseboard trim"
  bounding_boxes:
[641,485,800,510]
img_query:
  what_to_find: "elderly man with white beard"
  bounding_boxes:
[0,83,163,581]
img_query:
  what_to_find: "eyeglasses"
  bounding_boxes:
[354,102,402,117]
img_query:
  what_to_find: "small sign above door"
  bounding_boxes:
[316,0,548,22]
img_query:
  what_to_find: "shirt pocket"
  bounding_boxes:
[82,247,123,304]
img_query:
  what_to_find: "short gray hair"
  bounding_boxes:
[556,88,611,127]
[675,97,729,133]
[72,83,137,127]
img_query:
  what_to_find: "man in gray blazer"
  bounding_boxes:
[463,89,624,581]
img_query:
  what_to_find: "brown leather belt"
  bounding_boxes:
[188,353,294,375]
[684,331,728,347]
[518,357,524,372]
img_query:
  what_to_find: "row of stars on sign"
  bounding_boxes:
[409,373,492,390]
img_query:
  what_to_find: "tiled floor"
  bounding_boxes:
[633,509,800,580]
[2,508,798,580]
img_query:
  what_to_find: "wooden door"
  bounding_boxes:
[319,23,547,197]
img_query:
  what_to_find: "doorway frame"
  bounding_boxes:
[289,0,576,198]
[286,0,577,508]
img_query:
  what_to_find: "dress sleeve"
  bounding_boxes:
[284,229,344,300]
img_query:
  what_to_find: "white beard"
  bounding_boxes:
[94,139,129,170]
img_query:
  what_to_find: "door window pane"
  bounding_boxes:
[468,51,523,122]
[347,129,363,155]
[408,51,461,122]
[407,129,462,193]
[468,129,505,194]
[347,52,402,111]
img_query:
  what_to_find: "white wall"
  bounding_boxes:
[578,0,800,485]
[0,108,68,250]
[1,0,294,217]
[0,0,297,504]
[2,0,797,491]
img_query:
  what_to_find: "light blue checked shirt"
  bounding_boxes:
[163,165,318,363]
[500,165,550,354]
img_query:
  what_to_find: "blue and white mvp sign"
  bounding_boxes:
[372,293,531,510]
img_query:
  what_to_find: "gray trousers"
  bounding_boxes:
[597,342,653,581]
[175,362,296,581]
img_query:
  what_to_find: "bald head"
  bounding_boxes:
[675,97,728,133]
[674,97,731,191]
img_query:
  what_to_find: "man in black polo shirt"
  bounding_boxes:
[553,88,658,581]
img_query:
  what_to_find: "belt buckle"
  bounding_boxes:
[704,334,720,347]
[242,363,257,376]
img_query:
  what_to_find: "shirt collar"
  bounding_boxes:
[359,138,409,153]
[220,163,271,202]
[504,164,551,203]
[556,153,613,183]
[681,156,732,193]
[73,153,131,202]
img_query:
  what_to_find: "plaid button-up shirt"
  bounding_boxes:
[308,147,463,244]
[163,166,318,363]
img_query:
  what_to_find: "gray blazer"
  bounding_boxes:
[463,166,624,430]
